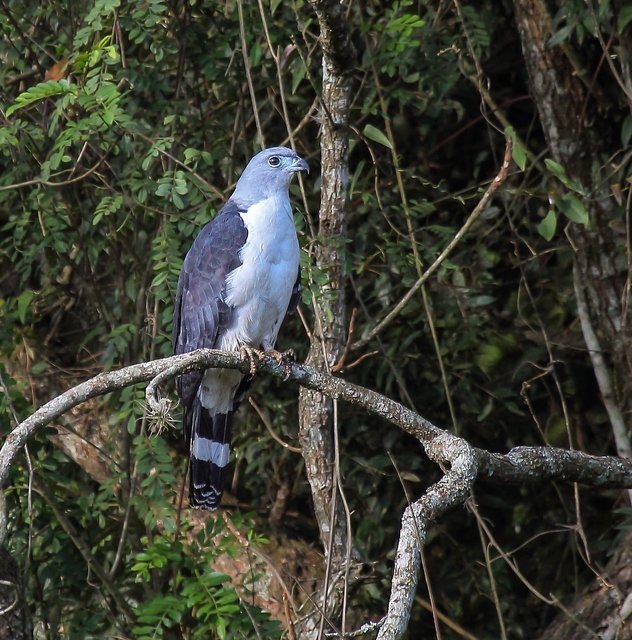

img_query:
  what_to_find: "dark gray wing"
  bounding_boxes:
[287,267,301,315]
[172,200,248,414]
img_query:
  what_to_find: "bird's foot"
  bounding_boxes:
[239,346,295,379]
[239,345,266,375]
[268,349,295,381]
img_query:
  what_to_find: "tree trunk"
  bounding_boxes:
[0,547,32,640]
[298,51,351,564]
[511,0,632,635]
[537,529,632,640]
[297,0,356,635]
[511,0,632,420]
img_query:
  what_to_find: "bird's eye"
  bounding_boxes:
[268,156,281,167]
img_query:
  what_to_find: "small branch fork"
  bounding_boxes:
[2,349,632,638]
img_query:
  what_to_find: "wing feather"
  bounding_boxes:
[172,200,248,417]
[287,267,302,315]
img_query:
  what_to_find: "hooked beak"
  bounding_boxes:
[290,155,310,174]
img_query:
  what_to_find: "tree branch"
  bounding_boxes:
[308,0,355,78]
[377,436,477,640]
[2,350,632,637]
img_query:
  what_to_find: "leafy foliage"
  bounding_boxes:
[131,521,281,640]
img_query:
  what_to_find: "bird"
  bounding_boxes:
[172,146,308,510]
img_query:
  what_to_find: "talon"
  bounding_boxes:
[269,349,295,380]
[240,345,264,375]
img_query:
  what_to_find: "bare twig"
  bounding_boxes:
[573,264,631,459]
[585,0,632,109]
[368,61,459,431]
[0,148,111,192]
[0,579,19,616]
[248,398,302,453]
[325,618,383,638]
[332,308,358,372]
[475,503,507,639]
[221,512,299,618]
[237,0,265,149]
[4,349,632,497]
[284,591,297,640]
[352,138,514,351]
[413,595,480,640]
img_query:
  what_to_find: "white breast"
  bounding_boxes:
[222,194,300,351]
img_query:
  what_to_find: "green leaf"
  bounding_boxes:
[250,40,262,67]
[155,182,171,197]
[546,24,574,49]
[545,158,585,194]
[183,147,200,164]
[477,397,493,422]
[505,126,526,171]
[30,361,50,375]
[101,108,114,125]
[203,571,231,587]
[17,290,35,324]
[537,209,557,241]
[171,192,185,209]
[619,4,632,32]
[6,79,78,116]
[544,159,566,180]
[476,343,503,375]
[291,63,307,94]
[217,617,227,640]
[467,294,496,308]
[556,192,589,225]
[363,124,393,149]
[173,174,188,195]
[151,271,169,287]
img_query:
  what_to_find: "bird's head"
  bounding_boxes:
[232,146,309,205]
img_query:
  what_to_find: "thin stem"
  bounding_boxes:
[237,0,265,149]
[352,139,513,351]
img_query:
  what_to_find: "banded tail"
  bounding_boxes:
[188,400,233,509]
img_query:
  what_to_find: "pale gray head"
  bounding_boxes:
[231,146,309,207]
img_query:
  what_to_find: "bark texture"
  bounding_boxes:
[512,0,632,419]
[299,0,354,559]
[0,547,32,640]
[297,0,355,633]
[512,0,632,635]
[536,529,632,640]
